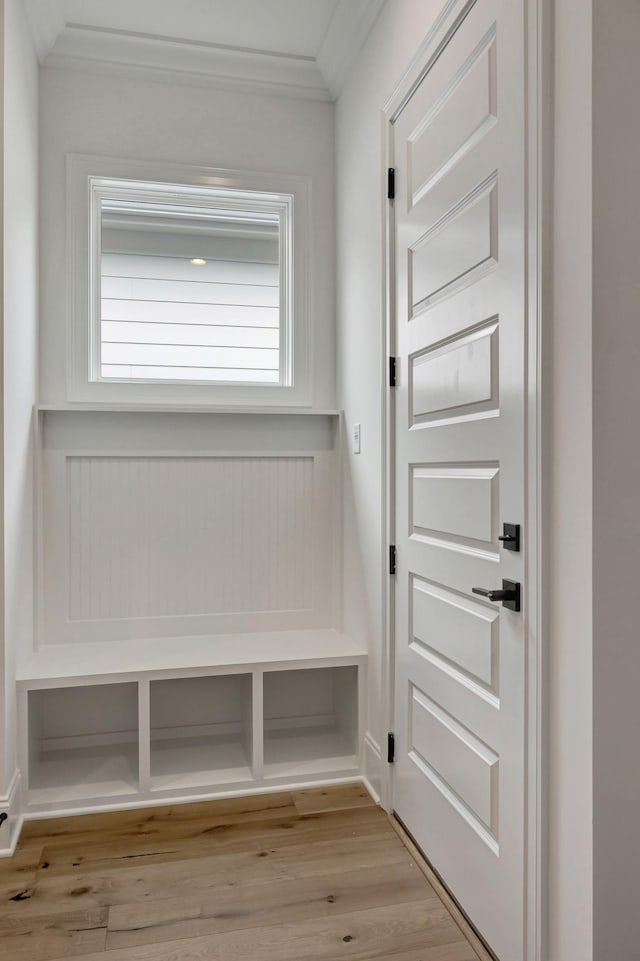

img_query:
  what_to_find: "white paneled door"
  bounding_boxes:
[392,2,527,959]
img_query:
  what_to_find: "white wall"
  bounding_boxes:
[1,0,39,840]
[39,66,336,409]
[549,1,594,958]
[337,0,594,958]
[336,0,443,802]
[592,1,640,955]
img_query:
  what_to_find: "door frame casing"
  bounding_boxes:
[378,2,551,959]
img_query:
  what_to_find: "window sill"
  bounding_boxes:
[37,404,340,416]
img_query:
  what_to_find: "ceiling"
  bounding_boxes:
[58,0,341,58]
[23,0,386,100]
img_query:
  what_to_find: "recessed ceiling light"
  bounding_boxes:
[190,258,207,266]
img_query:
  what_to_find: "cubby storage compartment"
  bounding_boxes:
[263,666,359,777]
[20,633,366,813]
[150,673,253,789]
[28,683,139,803]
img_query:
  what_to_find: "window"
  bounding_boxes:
[96,181,290,386]
[68,157,311,406]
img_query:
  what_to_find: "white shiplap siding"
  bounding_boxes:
[100,252,280,384]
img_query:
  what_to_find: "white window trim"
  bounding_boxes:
[91,180,292,389]
[67,154,312,407]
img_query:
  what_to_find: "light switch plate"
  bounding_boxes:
[352,423,361,454]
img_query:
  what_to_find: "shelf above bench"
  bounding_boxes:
[37,404,341,416]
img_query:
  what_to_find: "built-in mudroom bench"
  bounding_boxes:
[18,631,366,815]
[18,407,366,818]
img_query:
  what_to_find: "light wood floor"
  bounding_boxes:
[0,784,480,961]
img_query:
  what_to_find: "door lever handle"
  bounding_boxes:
[472,579,521,612]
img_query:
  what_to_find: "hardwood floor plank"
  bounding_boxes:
[7,787,477,961]
[22,792,297,844]
[18,834,409,919]
[38,806,392,876]
[0,907,107,961]
[106,859,434,949]
[47,900,470,961]
[359,944,479,961]
[291,784,374,816]
[0,844,43,902]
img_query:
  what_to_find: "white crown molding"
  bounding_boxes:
[317,0,386,99]
[22,0,65,62]
[24,0,384,102]
[43,23,331,102]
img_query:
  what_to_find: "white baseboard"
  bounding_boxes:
[22,773,364,822]
[362,732,383,805]
[0,770,24,857]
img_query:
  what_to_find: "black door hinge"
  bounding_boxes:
[389,545,397,576]
[387,167,395,200]
[389,356,397,387]
[387,732,395,763]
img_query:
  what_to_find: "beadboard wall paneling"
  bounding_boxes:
[40,412,338,645]
[66,455,314,621]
